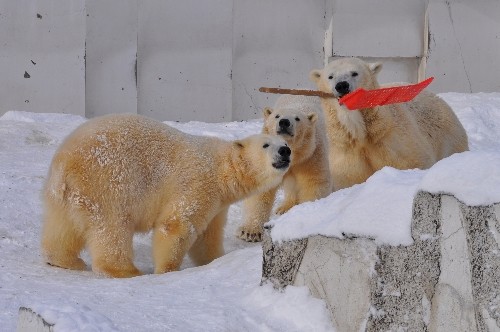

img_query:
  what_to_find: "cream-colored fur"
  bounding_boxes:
[238,95,332,242]
[310,57,469,190]
[41,114,291,278]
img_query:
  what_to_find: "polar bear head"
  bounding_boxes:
[232,134,291,191]
[310,57,382,98]
[262,107,318,162]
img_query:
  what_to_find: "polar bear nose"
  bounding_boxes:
[279,119,291,128]
[335,81,350,95]
[278,146,291,157]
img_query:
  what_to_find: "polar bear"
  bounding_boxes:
[41,114,291,278]
[238,95,332,242]
[310,57,468,190]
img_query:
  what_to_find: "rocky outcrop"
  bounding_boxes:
[262,191,500,331]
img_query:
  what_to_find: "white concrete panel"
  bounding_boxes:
[1,0,498,119]
[85,0,138,117]
[137,0,232,122]
[331,0,426,58]
[329,56,421,86]
[0,0,86,115]
[426,1,500,93]
[232,0,327,120]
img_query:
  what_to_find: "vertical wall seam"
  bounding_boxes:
[135,0,139,115]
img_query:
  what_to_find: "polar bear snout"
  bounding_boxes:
[278,146,291,157]
[279,118,290,128]
[272,145,291,170]
[277,118,294,136]
[335,81,350,97]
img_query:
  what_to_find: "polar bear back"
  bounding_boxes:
[407,90,469,159]
[46,114,225,230]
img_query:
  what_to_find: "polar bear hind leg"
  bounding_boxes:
[41,197,87,271]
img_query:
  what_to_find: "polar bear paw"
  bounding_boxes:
[237,225,263,242]
[275,201,295,215]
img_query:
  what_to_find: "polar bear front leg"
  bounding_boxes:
[295,171,332,205]
[238,187,278,242]
[275,177,298,215]
[152,217,195,274]
[188,207,228,266]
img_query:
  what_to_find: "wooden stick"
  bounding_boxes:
[259,87,335,98]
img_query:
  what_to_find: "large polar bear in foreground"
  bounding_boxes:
[41,114,291,278]
[310,57,469,190]
[238,95,331,242]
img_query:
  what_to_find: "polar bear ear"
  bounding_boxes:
[309,70,322,83]
[307,113,317,123]
[263,107,273,118]
[369,62,383,76]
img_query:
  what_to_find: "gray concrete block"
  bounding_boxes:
[262,191,500,331]
[261,224,307,289]
[17,307,53,332]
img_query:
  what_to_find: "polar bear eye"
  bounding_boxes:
[275,115,280,119]
[328,75,333,80]
[263,143,269,148]
[295,117,300,121]
[352,72,358,77]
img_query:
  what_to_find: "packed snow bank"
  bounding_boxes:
[420,151,500,206]
[269,150,500,245]
[269,167,425,245]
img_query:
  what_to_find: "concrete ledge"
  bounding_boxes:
[262,191,500,331]
[17,307,54,332]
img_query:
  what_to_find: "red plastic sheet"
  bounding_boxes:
[339,77,434,110]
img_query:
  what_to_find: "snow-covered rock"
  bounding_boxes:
[262,191,500,331]
[17,307,54,332]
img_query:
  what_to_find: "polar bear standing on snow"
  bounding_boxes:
[41,114,291,278]
[238,95,332,242]
[310,57,469,190]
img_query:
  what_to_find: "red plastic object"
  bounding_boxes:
[339,77,434,110]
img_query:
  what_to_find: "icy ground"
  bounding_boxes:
[1,92,500,331]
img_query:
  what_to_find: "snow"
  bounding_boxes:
[1,92,500,331]
[419,151,500,206]
[270,167,425,245]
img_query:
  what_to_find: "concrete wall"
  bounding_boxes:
[0,0,86,116]
[0,0,498,122]
[328,0,500,93]
[426,0,500,93]
[85,0,138,118]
